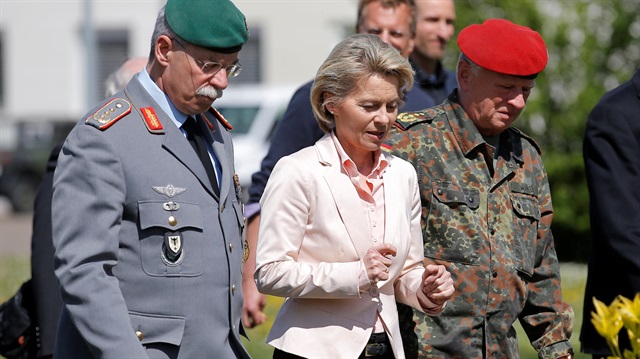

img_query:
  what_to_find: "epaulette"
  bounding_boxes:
[509,127,542,155]
[85,98,132,131]
[394,107,443,131]
[209,107,233,131]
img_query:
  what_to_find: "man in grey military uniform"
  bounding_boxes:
[51,0,250,357]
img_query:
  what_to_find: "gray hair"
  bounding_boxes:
[148,6,181,61]
[310,33,414,133]
[457,52,481,76]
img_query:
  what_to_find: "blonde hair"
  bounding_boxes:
[310,34,414,133]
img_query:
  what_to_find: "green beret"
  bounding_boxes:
[166,0,248,54]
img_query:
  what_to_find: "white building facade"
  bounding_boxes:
[0,0,357,124]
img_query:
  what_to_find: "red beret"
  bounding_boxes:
[457,18,548,77]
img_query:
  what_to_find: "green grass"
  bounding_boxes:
[0,255,30,303]
[0,257,589,358]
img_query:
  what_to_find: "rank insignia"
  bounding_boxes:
[141,107,164,133]
[164,232,183,262]
[242,238,249,263]
[233,174,243,202]
[152,184,186,198]
[85,98,131,131]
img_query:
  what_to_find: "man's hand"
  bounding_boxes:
[420,264,454,308]
[242,275,266,328]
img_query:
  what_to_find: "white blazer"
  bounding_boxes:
[255,134,433,359]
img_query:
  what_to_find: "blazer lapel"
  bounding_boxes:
[381,154,400,248]
[315,136,372,258]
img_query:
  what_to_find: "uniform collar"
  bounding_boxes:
[137,68,188,129]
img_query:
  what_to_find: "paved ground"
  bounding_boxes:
[0,211,33,257]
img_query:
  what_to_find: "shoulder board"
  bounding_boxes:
[509,127,542,155]
[209,107,233,131]
[394,107,444,131]
[85,98,132,131]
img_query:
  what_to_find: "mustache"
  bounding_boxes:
[196,85,223,100]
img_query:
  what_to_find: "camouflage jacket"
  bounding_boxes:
[385,92,574,359]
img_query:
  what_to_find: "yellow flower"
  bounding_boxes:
[593,297,624,339]
[616,294,640,356]
[592,297,624,358]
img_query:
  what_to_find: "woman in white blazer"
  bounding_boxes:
[254,34,454,359]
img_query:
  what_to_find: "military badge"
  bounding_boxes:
[162,201,181,211]
[152,184,186,198]
[163,231,183,263]
[242,238,249,263]
[233,174,243,202]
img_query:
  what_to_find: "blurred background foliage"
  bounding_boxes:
[449,0,640,263]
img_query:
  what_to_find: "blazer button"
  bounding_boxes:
[231,284,236,295]
[369,286,379,297]
[168,216,177,226]
[229,243,234,253]
[135,330,144,341]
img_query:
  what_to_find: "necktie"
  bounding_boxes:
[183,116,220,195]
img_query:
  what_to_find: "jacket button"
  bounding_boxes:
[231,284,236,295]
[492,271,498,278]
[168,216,177,226]
[136,330,144,341]
[229,243,234,252]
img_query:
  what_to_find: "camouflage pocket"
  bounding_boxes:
[424,181,482,265]
[509,193,540,276]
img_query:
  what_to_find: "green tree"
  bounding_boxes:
[449,0,640,262]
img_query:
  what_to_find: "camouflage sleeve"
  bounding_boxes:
[518,157,574,358]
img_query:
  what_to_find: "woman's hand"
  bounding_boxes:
[420,264,454,307]
[363,243,397,286]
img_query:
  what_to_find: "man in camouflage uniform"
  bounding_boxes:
[386,19,574,358]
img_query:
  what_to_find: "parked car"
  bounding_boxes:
[214,84,297,201]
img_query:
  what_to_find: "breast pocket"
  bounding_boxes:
[509,192,540,277]
[138,201,204,277]
[424,182,482,265]
[129,311,185,348]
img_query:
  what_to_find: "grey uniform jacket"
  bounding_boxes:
[52,76,249,358]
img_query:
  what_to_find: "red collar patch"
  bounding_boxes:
[141,107,164,133]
